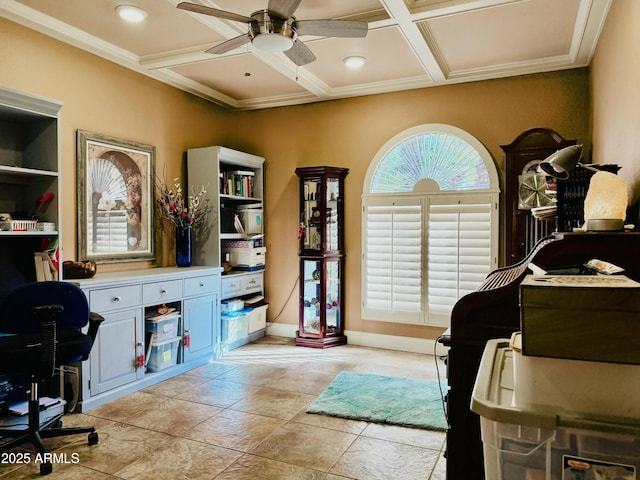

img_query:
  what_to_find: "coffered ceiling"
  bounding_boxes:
[1,0,611,110]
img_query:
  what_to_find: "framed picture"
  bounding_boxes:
[76,130,155,263]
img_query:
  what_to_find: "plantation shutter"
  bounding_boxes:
[88,210,129,253]
[361,125,500,327]
[362,198,422,323]
[426,195,494,326]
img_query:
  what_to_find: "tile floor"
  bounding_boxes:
[0,336,448,479]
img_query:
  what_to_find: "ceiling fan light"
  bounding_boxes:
[343,56,366,69]
[253,33,294,52]
[116,4,148,23]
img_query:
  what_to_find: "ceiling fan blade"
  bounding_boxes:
[177,2,252,23]
[284,40,316,66]
[294,20,368,38]
[206,34,251,54]
[267,0,302,19]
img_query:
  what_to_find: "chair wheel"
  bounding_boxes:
[88,431,99,446]
[40,461,52,475]
[54,420,63,429]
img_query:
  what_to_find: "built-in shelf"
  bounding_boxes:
[0,231,59,237]
[188,146,267,353]
[0,165,59,177]
[0,87,62,284]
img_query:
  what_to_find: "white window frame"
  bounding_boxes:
[362,124,500,327]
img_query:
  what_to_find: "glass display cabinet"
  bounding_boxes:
[295,166,348,348]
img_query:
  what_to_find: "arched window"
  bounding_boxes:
[362,124,500,327]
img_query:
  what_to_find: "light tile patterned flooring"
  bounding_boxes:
[0,336,447,479]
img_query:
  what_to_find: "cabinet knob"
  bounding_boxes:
[160,289,167,294]
[112,296,121,303]
[199,282,205,287]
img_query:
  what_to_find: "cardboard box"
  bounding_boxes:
[226,247,266,267]
[222,238,263,249]
[519,274,640,364]
[238,208,262,234]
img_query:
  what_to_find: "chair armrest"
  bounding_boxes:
[86,312,104,343]
[80,312,104,362]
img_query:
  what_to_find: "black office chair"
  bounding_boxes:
[0,281,104,475]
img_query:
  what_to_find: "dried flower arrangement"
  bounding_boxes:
[156,177,212,229]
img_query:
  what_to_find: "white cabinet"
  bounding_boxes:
[221,271,264,298]
[183,272,219,362]
[89,307,144,394]
[183,295,217,362]
[86,282,145,395]
[0,87,62,289]
[187,147,268,351]
[75,266,221,411]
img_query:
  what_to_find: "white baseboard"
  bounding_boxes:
[265,323,448,357]
[265,322,297,338]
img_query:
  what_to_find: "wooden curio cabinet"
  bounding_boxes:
[295,166,348,348]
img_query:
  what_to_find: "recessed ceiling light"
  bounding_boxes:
[343,56,366,69]
[116,4,148,23]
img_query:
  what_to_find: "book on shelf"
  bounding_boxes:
[233,214,245,234]
[34,251,57,281]
[221,170,255,197]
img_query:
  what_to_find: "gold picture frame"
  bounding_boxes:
[76,130,155,263]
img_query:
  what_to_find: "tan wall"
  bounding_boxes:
[1,18,591,341]
[591,0,640,206]
[0,19,236,271]
[235,71,591,339]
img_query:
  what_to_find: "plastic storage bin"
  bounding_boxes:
[510,332,640,418]
[221,311,249,344]
[147,337,180,372]
[145,314,179,342]
[247,304,268,334]
[471,338,640,480]
[221,298,244,313]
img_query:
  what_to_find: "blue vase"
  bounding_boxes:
[175,227,192,267]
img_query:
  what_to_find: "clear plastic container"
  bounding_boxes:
[145,315,179,342]
[472,339,640,480]
[147,337,180,372]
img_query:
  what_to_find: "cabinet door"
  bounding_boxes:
[89,308,144,395]
[183,295,217,362]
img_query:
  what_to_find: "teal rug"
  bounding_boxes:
[307,371,448,431]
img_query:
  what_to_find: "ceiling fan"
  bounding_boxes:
[177,0,368,66]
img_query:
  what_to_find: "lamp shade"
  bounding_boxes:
[539,144,583,180]
[252,33,294,52]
